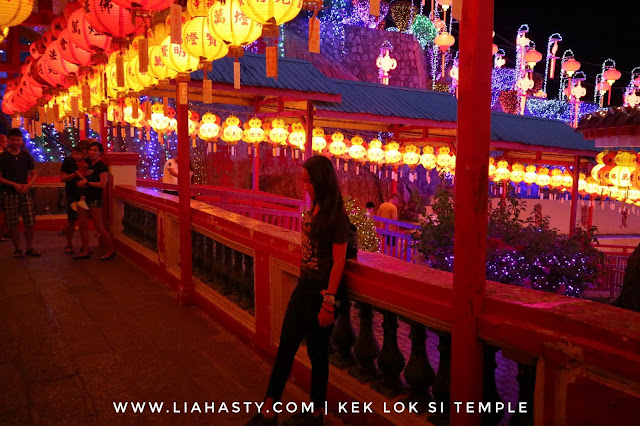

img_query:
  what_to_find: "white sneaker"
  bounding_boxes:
[77,199,90,210]
[70,202,78,212]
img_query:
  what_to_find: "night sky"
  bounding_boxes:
[492,0,639,105]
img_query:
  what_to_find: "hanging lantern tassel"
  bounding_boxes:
[139,37,149,73]
[132,97,139,120]
[116,55,125,89]
[370,0,380,16]
[266,45,278,79]
[170,4,182,45]
[81,84,91,111]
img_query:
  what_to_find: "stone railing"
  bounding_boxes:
[110,184,640,425]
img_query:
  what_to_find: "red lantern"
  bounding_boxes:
[85,0,145,49]
[45,40,79,77]
[1,91,16,115]
[68,8,113,54]
[51,15,68,37]
[58,28,93,68]
[42,30,58,47]
[29,39,46,59]
[63,0,82,21]
[112,0,175,12]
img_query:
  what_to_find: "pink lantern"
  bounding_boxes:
[68,8,113,54]
[85,0,145,49]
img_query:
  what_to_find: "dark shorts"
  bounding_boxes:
[66,202,78,222]
[87,199,103,209]
[3,192,36,231]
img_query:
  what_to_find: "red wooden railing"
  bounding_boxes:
[371,215,420,262]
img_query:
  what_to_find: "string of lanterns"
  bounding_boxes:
[1,0,315,118]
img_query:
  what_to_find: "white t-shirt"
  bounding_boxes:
[162,159,178,184]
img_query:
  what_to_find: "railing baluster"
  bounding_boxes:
[403,321,435,412]
[330,297,356,368]
[430,331,451,424]
[349,303,380,382]
[509,363,536,426]
[372,310,406,397]
[483,345,504,426]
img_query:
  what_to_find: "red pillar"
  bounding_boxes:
[304,101,313,161]
[176,75,194,306]
[451,1,494,425]
[391,166,398,194]
[569,155,580,235]
[99,103,108,152]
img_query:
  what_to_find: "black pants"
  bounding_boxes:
[266,277,334,406]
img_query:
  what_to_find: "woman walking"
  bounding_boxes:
[248,155,351,426]
[73,141,116,261]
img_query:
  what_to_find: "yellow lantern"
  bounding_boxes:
[288,122,306,149]
[0,0,34,29]
[221,116,243,144]
[509,163,525,184]
[367,139,385,164]
[524,164,537,185]
[495,160,510,181]
[585,177,598,195]
[578,173,587,193]
[436,146,452,170]
[147,44,179,81]
[188,0,215,17]
[627,188,640,202]
[609,186,620,199]
[312,127,326,153]
[348,136,367,162]
[148,22,170,46]
[403,144,420,168]
[549,168,563,188]
[150,103,170,133]
[420,146,437,170]
[488,157,496,178]
[269,118,289,145]
[384,142,402,165]
[243,117,265,145]
[182,17,229,66]
[238,0,303,30]
[160,36,200,74]
[198,112,221,141]
[329,132,347,157]
[130,55,157,88]
[0,27,8,44]
[208,0,263,56]
[609,150,638,188]
[125,59,145,92]
[536,167,551,187]
[562,171,573,188]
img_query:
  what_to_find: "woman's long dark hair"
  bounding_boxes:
[303,155,345,241]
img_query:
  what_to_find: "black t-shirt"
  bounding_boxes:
[85,160,109,202]
[60,156,80,198]
[0,149,36,194]
[300,209,350,280]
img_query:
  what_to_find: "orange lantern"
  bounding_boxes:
[188,111,201,138]
[609,150,638,188]
[488,157,496,179]
[420,146,437,170]
[58,28,93,68]
[112,0,174,13]
[312,127,326,153]
[433,32,455,77]
[523,48,542,69]
[0,0,34,29]
[68,8,112,57]
[45,40,79,80]
[562,58,581,77]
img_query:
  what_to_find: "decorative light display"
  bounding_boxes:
[148,44,179,81]
[436,146,452,170]
[542,33,562,95]
[198,112,221,141]
[329,132,347,157]
[287,122,306,149]
[510,163,525,184]
[348,135,367,162]
[536,167,551,187]
[409,14,437,48]
[376,41,397,85]
[269,118,289,146]
[609,151,637,188]
[367,138,385,164]
[85,0,145,49]
[384,141,402,165]
[495,159,510,181]
[312,127,327,153]
[434,32,455,77]
[549,168,563,188]
[390,0,417,32]
[243,117,265,145]
[347,0,389,29]
[221,116,243,145]
[420,146,437,170]
[402,144,420,169]
[524,164,537,184]
[562,170,573,189]
[150,102,170,134]
[182,16,229,66]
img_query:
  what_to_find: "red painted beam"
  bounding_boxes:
[491,140,599,157]
[186,80,342,103]
[314,109,458,129]
[451,1,494,425]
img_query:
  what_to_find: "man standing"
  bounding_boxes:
[377,193,399,248]
[0,128,40,258]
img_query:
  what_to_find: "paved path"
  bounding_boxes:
[0,232,317,425]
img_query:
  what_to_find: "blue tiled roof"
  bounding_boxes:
[490,112,598,152]
[190,52,339,96]
[313,79,458,123]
